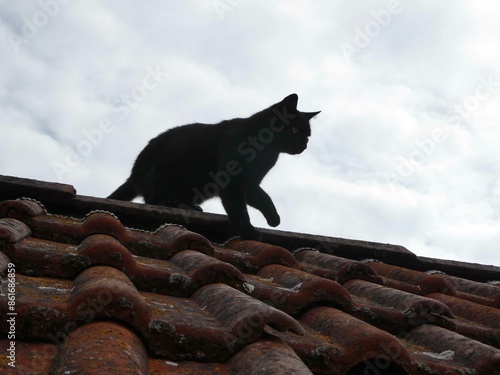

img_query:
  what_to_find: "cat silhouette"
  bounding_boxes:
[108,93,320,240]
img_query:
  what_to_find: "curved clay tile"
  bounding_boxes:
[169,249,245,292]
[193,283,305,341]
[49,322,149,375]
[68,266,152,332]
[442,273,500,308]
[222,238,299,273]
[0,218,32,243]
[226,338,313,375]
[254,264,355,314]
[0,199,46,218]
[300,306,413,374]
[77,234,139,273]
[343,279,456,334]
[405,324,500,374]
[427,292,500,348]
[366,261,457,296]
[294,248,382,284]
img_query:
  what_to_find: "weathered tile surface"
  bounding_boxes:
[1,175,500,375]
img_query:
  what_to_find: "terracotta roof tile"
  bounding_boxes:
[148,337,314,375]
[223,338,314,375]
[404,324,500,373]
[1,222,243,296]
[0,340,57,375]
[245,265,355,315]
[442,273,500,308]
[220,238,299,272]
[365,261,457,296]
[0,199,213,258]
[344,279,454,320]
[50,322,149,375]
[426,292,500,347]
[299,306,414,374]
[295,248,383,284]
[2,175,500,374]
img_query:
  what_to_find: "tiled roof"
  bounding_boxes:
[1,175,500,374]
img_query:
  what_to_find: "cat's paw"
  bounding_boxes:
[240,226,262,241]
[266,213,280,227]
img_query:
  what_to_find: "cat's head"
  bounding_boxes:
[271,93,320,155]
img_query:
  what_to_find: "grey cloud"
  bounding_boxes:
[1,1,499,265]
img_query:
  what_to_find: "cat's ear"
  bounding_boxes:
[282,93,299,111]
[302,111,321,120]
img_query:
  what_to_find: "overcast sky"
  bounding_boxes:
[1,1,499,266]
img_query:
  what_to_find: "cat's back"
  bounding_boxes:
[151,123,210,145]
[152,121,228,146]
[135,120,246,174]
[148,118,248,155]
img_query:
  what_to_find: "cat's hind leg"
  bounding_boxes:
[220,187,261,240]
[108,178,137,201]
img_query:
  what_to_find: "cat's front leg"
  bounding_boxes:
[220,188,261,240]
[246,186,280,227]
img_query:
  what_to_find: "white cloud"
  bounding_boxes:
[1,1,499,266]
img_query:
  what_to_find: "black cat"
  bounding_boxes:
[108,93,320,239]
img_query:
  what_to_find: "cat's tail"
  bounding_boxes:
[108,179,137,201]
